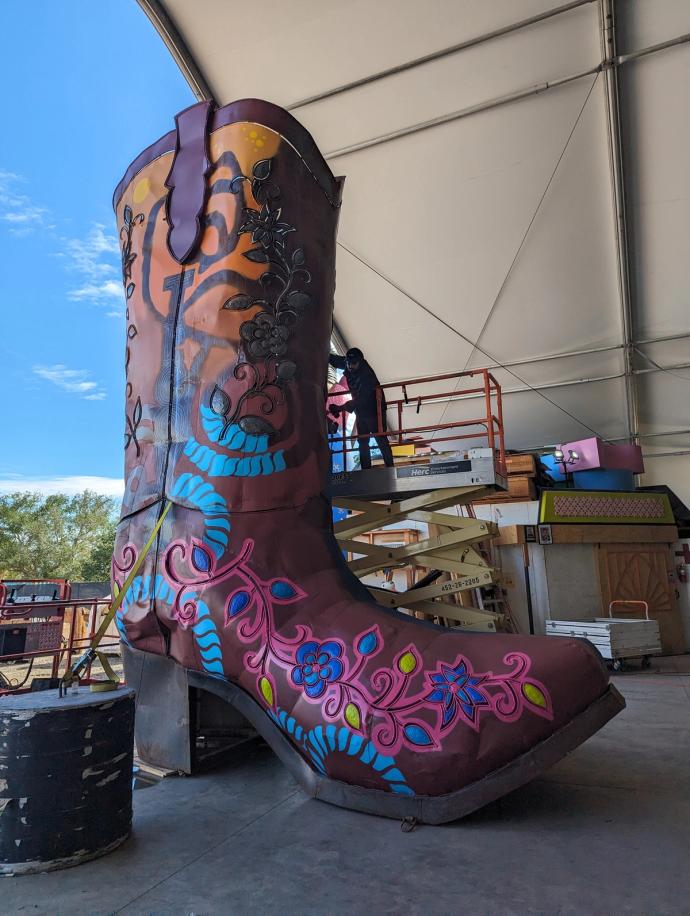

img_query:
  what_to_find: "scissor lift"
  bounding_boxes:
[327,368,510,630]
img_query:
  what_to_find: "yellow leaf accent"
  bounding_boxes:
[345,703,360,730]
[522,682,547,709]
[397,651,418,675]
[259,676,274,707]
[113,582,120,598]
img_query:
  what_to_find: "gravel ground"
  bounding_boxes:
[0,649,124,690]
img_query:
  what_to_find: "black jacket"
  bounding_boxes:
[328,354,386,420]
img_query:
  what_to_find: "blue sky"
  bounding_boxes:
[0,1,193,496]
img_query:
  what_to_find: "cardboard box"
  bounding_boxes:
[508,476,537,499]
[505,454,536,477]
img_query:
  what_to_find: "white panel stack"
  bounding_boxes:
[546,617,662,663]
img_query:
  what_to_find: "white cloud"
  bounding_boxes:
[4,208,48,224]
[0,476,124,497]
[63,223,124,304]
[66,224,119,272]
[0,171,122,302]
[69,279,122,301]
[0,169,54,235]
[33,364,107,401]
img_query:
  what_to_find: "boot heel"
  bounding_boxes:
[123,643,194,773]
[122,644,256,774]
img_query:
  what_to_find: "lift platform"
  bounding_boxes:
[328,450,506,501]
[327,367,507,500]
[327,368,512,631]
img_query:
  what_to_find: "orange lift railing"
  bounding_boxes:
[327,367,506,476]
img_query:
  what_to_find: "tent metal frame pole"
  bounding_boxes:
[461,373,624,397]
[599,0,638,443]
[331,332,690,378]
[482,343,622,370]
[525,428,690,451]
[643,449,690,459]
[321,31,689,161]
[634,362,690,377]
[287,0,597,110]
[451,331,690,373]
[636,331,690,347]
[632,428,690,441]
[137,0,216,102]
[138,0,689,120]
[616,32,690,65]
[402,359,690,404]
[323,65,601,160]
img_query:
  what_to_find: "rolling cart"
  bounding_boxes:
[545,601,661,671]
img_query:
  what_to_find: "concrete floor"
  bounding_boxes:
[4,656,690,916]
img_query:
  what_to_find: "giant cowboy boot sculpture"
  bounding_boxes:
[113,99,624,823]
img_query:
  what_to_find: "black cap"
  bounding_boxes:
[346,347,363,361]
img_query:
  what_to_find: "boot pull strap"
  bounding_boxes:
[165,100,214,263]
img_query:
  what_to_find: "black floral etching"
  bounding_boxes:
[207,351,298,442]
[120,204,145,299]
[124,395,143,457]
[240,203,293,251]
[213,157,313,440]
[120,204,145,447]
[241,311,289,359]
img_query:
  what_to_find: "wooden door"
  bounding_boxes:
[597,543,684,654]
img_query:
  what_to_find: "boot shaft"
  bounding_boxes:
[114,100,343,519]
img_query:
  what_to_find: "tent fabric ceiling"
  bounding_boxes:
[137,0,690,499]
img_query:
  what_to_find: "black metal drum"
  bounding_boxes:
[0,685,134,874]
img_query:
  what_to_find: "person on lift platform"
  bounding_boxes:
[328,348,395,470]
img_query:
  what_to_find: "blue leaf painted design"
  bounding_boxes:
[171,473,230,560]
[184,435,286,477]
[192,545,211,573]
[269,706,414,795]
[403,723,434,748]
[190,597,224,677]
[356,628,379,656]
[270,580,297,600]
[227,590,251,618]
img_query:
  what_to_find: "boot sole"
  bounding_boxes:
[124,644,625,824]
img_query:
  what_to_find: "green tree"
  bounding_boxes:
[0,490,117,581]
[80,522,118,581]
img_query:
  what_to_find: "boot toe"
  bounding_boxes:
[385,631,612,798]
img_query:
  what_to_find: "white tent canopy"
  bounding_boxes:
[137,0,690,500]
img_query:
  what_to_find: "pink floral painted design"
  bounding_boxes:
[114,539,553,754]
[117,537,555,759]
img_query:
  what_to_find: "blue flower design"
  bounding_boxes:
[425,659,488,728]
[291,640,344,699]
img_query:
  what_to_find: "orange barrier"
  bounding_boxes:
[0,586,119,693]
